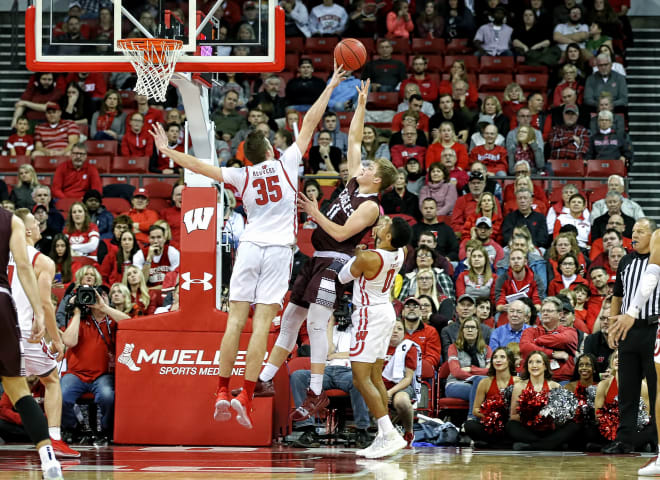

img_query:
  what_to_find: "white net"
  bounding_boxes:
[117,39,184,103]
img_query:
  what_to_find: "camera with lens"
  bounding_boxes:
[334,294,353,331]
[65,285,101,318]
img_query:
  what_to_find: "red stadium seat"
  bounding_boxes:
[304,37,338,53]
[285,53,299,72]
[515,62,549,75]
[478,91,505,102]
[549,159,584,177]
[480,56,515,73]
[436,363,469,416]
[36,175,52,186]
[149,198,170,211]
[144,180,176,199]
[0,175,17,186]
[103,197,131,215]
[33,156,68,172]
[444,55,479,72]
[515,73,549,93]
[445,38,472,54]
[57,197,80,214]
[335,112,354,128]
[588,184,610,206]
[386,38,411,54]
[86,155,111,173]
[584,180,608,194]
[284,37,303,51]
[366,92,399,110]
[550,179,584,196]
[409,54,443,72]
[297,228,315,257]
[478,73,513,91]
[0,155,28,172]
[111,156,149,174]
[412,38,446,54]
[355,38,375,54]
[86,139,118,156]
[586,159,626,177]
[79,123,89,139]
[102,176,140,188]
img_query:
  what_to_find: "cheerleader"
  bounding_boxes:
[464,347,517,447]
[565,353,600,395]
[505,351,580,450]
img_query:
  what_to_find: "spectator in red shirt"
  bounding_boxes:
[469,124,509,176]
[391,126,427,169]
[63,72,107,102]
[440,147,469,192]
[445,317,493,400]
[91,90,126,141]
[519,296,578,382]
[5,117,34,156]
[392,95,430,134]
[438,60,479,113]
[64,202,100,260]
[399,56,440,103]
[123,188,160,245]
[32,102,80,157]
[121,112,154,158]
[100,230,139,287]
[495,248,542,316]
[51,143,102,200]
[426,121,469,170]
[160,184,183,249]
[451,170,487,232]
[11,72,63,126]
[401,297,442,374]
[130,94,165,129]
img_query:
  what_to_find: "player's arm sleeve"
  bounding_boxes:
[220,166,246,191]
[338,256,358,284]
[281,143,303,178]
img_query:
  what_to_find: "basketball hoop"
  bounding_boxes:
[117,38,184,102]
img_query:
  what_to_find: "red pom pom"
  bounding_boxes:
[518,388,553,431]
[597,401,620,441]
[480,397,508,435]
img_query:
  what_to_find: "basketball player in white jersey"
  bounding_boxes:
[12,209,80,458]
[150,64,347,428]
[338,216,412,458]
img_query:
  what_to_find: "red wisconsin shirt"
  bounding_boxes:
[52,160,102,199]
[121,129,154,157]
[6,133,34,155]
[469,145,508,174]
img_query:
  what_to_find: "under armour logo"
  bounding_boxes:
[118,343,140,372]
[181,272,213,291]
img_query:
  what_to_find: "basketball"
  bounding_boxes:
[334,38,368,71]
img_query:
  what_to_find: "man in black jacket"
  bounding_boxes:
[502,188,549,249]
[286,58,327,112]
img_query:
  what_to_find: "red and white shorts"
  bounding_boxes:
[349,303,396,363]
[21,335,58,377]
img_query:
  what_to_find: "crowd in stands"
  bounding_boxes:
[0,0,645,450]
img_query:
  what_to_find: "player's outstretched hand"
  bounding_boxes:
[28,311,45,344]
[328,60,348,89]
[297,192,320,218]
[149,123,169,152]
[355,79,371,107]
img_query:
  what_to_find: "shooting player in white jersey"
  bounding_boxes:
[150,64,347,429]
[338,216,412,459]
[11,208,79,458]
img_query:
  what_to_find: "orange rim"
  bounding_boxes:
[117,38,183,63]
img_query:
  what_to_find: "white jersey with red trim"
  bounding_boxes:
[352,247,405,307]
[8,245,40,333]
[221,144,301,247]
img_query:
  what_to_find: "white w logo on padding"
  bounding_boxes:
[183,207,215,233]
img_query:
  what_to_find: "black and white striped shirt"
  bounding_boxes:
[614,251,660,322]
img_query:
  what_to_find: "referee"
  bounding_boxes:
[607,218,658,454]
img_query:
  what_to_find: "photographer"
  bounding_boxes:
[132,224,180,290]
[60,286,130,446]
[55,265,103,328]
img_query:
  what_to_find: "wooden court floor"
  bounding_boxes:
[0,444,656,479]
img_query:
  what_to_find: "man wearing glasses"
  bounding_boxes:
[51,143,102,201]
[400,297,441,374]
[520,296,578,382]
[390,126,426,169]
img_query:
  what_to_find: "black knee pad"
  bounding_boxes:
[14,395,49,445]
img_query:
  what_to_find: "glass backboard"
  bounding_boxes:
[26,0,284,73]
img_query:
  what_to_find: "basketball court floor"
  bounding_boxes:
[0,444,655,479]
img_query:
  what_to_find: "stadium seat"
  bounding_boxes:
[285,53,299,72]
[588,184,610,205]
[57,197,80,214]
[103,197,131,216]
[445,38,472,54]
[144,179,176,199]
[409,54,443,72]
[478,91,505,102]
[584,180,608,194]
[435,362,469,417]
[586,159,626,177]
[102,176,139,188]
[32,156,68,172]
[79,123,89,139]
[304,37,338,53]
[387,38,411,54]
[0,155,28,172]
[548,159,585,177]
[515,74,549,93]
[119,90,137,108]
[36,175,52,186]
[284,37,303,52]
[86,139,118,156]
[478,73,513,91]
[515,62,549,75]
[412,37,446,54]
[86,155,111,173]
[0,175,17,186]
[444,55,479,72]
[335,111,354,128]
[480,56,515,73]
[355,38,375,53]
[149,198,170,211]
[367,92,399,110]
[301,55,333,73]
[111,156,149,174]
[550,180,584,196]
[319,184,335,201]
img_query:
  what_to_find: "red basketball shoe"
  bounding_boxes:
[213,389,232,422]
[231,392,254,429]
[50,438,81,458]
[290,389,329,422]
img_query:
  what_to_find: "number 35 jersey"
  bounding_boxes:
[221,144,301,247]
[353,248,405,308]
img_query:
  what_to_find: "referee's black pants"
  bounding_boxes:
[617,321,658,446]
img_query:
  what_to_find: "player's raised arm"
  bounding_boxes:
[296,62,347,153]
[338,247,382,284]
[150,123,224,182]
[347,80,370,179]
[10,216,44,343]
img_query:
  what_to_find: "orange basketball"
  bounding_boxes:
[334,38,368,71]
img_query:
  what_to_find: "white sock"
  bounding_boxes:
[259,363,279,382]
[377,415,395,435]
[310,374,323,395]
[38,444,56,465]
[48,426,61,441]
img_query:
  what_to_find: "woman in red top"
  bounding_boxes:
[506,351,580,450]
[90,89,125,141]
[100,230,139,287]
[122,265,159,316]
[547,233,587,279]
[386,1,415,38]
[552,64,584,108]
[438,60,479,111]
[462,191,502,242]
[426,122,468,170]
[565,353,599,400]
[49,233,73,288]
[502,83,526,124]
[64,202,100,260]
[446,318,493,401]
[548,253,590,296]
[120,112,154,157]
[464,347,517,446]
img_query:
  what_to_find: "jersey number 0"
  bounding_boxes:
[253,176,282,205]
